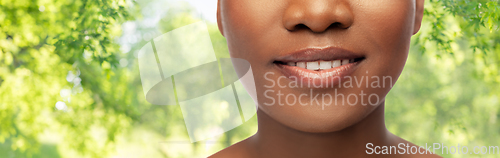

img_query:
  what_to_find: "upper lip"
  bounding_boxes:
[274,47,364,63]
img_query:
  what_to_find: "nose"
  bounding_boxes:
[283,0,354,33]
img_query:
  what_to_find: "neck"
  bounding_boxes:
[249,103,395,158]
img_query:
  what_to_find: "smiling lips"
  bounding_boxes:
[274,47,365,87]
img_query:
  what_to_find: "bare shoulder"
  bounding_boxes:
[209,138,254,158]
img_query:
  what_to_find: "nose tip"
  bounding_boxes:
[283,1,354,33]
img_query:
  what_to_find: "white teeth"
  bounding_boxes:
[288,59,354,70]
[332,60,341,68]
[306,61,320,70]
[342,59,349,65]
[319,61,332,69]
[296,62,306,69]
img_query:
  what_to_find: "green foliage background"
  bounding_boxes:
[0,0,498,157]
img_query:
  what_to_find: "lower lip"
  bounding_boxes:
[275,62,360,88]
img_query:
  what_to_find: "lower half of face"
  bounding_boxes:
[220,0,417,133]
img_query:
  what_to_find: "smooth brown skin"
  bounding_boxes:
[212,0,440,157]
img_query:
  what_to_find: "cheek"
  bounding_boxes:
[355,0,415,76]
[341,1,416,105]
[356,0,415,53]
[221,0,285,59]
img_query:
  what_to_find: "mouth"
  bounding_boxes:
[274,58,364,71]
[273,47,365,87]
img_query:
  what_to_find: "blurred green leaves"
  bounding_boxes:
[0,0,134,157]
[390,1,500,157]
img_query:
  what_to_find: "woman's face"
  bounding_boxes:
[218,0,424,133]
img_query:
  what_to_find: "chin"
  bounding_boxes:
[258,101,381,133]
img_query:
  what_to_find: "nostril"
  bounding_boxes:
[328,22,349,30]
[288,22,349,33]
[330,22,341,28]
[291,24,309,31]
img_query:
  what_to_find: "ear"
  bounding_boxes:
[217,0,225,37]
[413,0,425,35]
